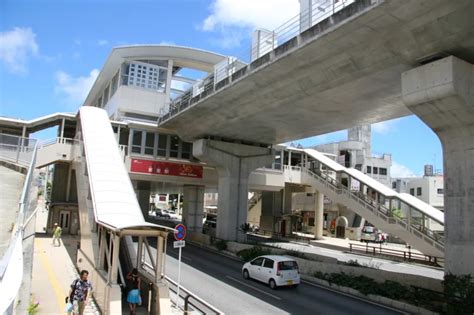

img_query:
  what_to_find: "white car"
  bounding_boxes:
[242,255,300,289]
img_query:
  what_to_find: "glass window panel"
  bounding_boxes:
[170,135,179,158]
[132,130,142,146]
[181,142,192,160]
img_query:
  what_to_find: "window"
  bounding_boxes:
[144,132,155,155]
[251,257,264,266]
[126,61,167,92]
[111,72,119,96]
[170,135,180,158]
[263,259,274,269]
[355,164,362,171]
[392,182,397,189]
[181,142,192,160]
[410,188,415,196]
[157,134,168,157]
[366,166,372,174]
[417,187,422,196]
[274,152,282,170]
[103,84,110,105]
[380,168,387,175]
[437,188,444,195]
[131,130,142,154]
[373,167,378,174]
[278,261,298,271]
[308,218,315,227]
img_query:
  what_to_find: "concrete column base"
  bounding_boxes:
[182,185,205,233]
[193,139,274,241]
[402,56,474,276]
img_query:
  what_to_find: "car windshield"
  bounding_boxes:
[363,226,375,233]
[278,261,298,270]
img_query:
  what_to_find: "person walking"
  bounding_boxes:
[126,268,141,315]
[52,223,62,246]
[68,270,93,315]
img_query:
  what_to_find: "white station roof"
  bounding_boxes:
[83,45,229,107]
[80,106,165,231]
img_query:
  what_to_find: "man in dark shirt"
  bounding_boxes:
[69,270,93,315]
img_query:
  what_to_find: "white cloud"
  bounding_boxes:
[98,39,109,46]
[201,0,299,48]
[159,41,175,46]
[202,0,299,31]
[391,161,417,178]
[0,27,38,74]
[55,69,99,107]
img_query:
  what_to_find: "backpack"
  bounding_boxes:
[69,279,79,301]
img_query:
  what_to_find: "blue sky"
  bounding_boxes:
[0,0,443,177]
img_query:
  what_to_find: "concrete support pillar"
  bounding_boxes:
[193,139,274,241]
[182,185,205,233]
[315,191,324,240]
[402,56,474,276]
[135,181,151,218]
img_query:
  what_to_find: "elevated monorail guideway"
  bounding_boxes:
[158,0,473,145]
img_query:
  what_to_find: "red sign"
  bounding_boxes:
[131,159,203,178]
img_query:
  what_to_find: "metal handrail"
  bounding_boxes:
[348,242,443,265]
[165,275,224,314]
[301,165,445,248]
[0,140,38,313]
[159,0,365,124]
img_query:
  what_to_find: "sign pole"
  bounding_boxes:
[177,246,182,305]
[173,223,186,308]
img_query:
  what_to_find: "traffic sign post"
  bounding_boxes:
[174,224,186,305]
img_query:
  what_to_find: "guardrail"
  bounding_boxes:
[303,166,445,250]
[348,242,443,266]
[0,139,38,314]
[0,133,37,167]
[159,0,373,124]
[165,275,224,314]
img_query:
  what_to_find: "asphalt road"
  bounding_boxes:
[164,240,405,315]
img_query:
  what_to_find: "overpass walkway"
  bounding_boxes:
[73,106,173,314]
[291,148,444,257]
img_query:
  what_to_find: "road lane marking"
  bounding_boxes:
[301,280,408,314]
[225,276,282,301]
[36,239,67,314]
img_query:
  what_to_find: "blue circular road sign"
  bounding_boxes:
[174,224,187,241]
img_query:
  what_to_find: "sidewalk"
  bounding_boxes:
[31,235,100,315]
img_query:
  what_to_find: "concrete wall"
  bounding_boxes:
[51,163,70,202]
[260,190,283,232]
[107,85,167,118]
[248,198,262,226]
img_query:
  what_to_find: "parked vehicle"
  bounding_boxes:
[360,226,385,243]
[242,255,300,289]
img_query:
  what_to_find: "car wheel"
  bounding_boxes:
[243,269,250,280]
[269,279,277,290]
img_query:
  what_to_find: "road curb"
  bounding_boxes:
[300,275,438,315]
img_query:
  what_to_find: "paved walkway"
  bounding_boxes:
[31,236,100,314]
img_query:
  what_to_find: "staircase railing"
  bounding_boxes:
[301,166,445,250]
